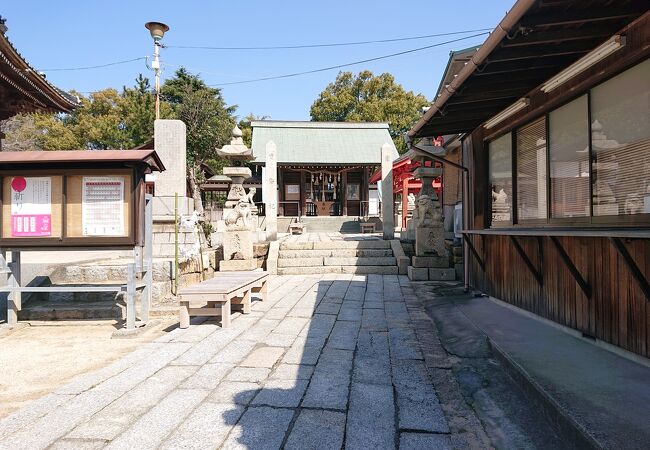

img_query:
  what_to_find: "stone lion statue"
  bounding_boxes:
[415,195,442,228]
[225,200,252,229]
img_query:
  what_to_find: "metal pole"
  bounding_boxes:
[141,194,153,322]
[174,192,179,295]
[153,41,161,120]
[126,263,136,330]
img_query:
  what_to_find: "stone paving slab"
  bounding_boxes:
[400,432,452,450]
[345,382,395,450]
[284,409,346,450]
[159,402,244,450]
[105,388,209,450]
[0,274,455,450]
[221,406,294,450]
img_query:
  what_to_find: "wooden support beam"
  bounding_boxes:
[550,236,591,299]
[510,236,542,286]
[501,27,613,48]
[609,237,650,301]
[462,233,484,270]
[487,41,593,64]
[520,4,646,28]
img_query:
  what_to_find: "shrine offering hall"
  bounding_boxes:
[250,121,399,217]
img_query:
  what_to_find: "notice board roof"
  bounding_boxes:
[0,150,165,172]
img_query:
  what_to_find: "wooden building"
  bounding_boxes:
[251,121,398,217]
[0,17,79,139]
[408,0,650,358]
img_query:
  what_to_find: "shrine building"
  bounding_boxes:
[251,121,399,217]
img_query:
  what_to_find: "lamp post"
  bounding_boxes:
[145,21,169,120]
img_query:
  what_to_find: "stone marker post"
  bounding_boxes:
[265,141,278,241]
[381,143,394,240]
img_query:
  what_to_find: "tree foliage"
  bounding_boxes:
[310,70,429,153]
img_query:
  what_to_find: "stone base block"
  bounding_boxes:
[415,226,447,257]
[412,256,448,268]
[220,259,257,271]
[454,264,464,282]
[429,268,456,281]
[396,256,409,275]
[407,266,429,281]
[223,230,254,261]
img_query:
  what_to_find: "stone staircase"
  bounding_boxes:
[277,240,398,275]
[18,254,216,321]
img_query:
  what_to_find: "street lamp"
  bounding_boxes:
[145,21,169,119]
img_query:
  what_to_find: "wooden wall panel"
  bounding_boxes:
[468,235,649,358]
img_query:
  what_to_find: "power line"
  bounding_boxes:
[167,28,492,51]
[209,32,488,87]
[39,57,146,72]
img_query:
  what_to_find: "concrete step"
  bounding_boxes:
[277,256,397,268]
[277,265,399,275]
[280,240,391,251]
[19,301,126,321]
[324,257,396,266]
[408,266,456,281]
[278,249,393,258]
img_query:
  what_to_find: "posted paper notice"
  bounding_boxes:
[82,176,125,236]
[10,176,52,237]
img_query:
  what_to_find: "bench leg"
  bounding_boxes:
[260,280,268,302]
[242,289,251,314]
[221,299,231,328]
[179,301,190,328]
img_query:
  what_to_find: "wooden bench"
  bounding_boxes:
[289,222,306,234]
[359,222,376,233]
[178,271,268,328]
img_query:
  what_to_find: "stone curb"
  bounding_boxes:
[488,339,601,450]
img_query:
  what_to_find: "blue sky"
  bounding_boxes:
[4,0,513,120]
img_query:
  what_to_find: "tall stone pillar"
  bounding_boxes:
[265,141,278,241]
[381,143,394,240]
[152,119,196,257]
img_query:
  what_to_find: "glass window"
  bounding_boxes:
[489,133,512,223]
[591,59,650,216]
[549,95,589,218]
[517,118,547,220]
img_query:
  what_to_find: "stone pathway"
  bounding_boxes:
[0,274,454,450]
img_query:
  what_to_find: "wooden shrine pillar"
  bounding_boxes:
[341,171,348,216]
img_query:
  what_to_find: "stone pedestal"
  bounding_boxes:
[381,143,394,240]
[415,227,446,257]
[222,230,253,261]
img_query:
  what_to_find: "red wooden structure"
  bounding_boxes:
[370,147,442,229]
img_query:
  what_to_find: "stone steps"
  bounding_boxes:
[277,265,398,275]
[278,249,393,258]
[275,238,398,275]
[277,256,396,268]
[280,240,391,251]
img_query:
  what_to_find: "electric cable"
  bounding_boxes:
[167,28,492,51]
[208,32,487,86]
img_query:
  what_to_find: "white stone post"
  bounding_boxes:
[381,143,394,240]
[265,141,278,241]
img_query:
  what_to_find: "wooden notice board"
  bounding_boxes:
[0,170,136,247]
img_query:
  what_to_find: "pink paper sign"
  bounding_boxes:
[11,214,52,236]
[10,176,52,237]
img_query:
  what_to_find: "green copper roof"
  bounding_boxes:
[251,121,399,165]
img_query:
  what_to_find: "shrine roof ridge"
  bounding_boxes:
[250,121,389,129]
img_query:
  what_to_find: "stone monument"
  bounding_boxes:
[264,141,278,241]
[412,166,446,257]
[217,126,258,271]
[152,119,198,257]
[381,143,394,240]
[407,166,454,281]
